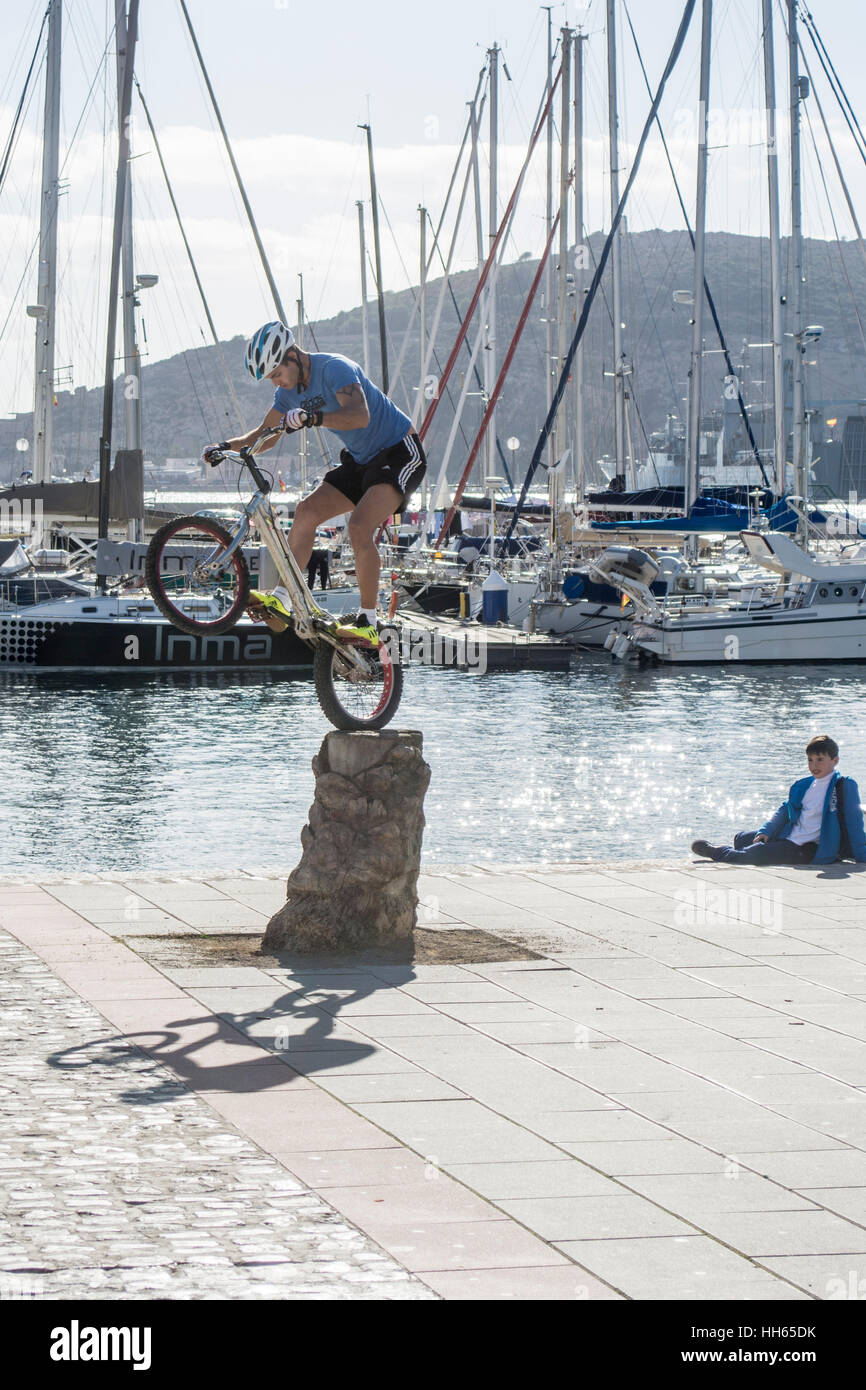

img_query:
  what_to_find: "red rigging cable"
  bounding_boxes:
[435,209,563,545]
[418,59,565,445]
[504,0,700,543]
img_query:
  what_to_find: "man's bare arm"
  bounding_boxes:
[220,408,284,452]
[322,381,371,431]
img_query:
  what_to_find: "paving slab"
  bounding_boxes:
[741,1149,866,1188]
[561,1139,738,1176]
[418,1266,622,1300]
[555,1238,811,1301]
[442,1159,623,1200]
[497,1194,696,1241]
[689,1208,866,1256]
[755,1255,866,1298]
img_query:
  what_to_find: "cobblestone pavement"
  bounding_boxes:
[0,933,435,1301]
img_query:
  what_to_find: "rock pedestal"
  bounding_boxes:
[262,730,431,954]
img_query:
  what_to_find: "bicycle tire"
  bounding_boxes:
[145,515,251,635]
[313,636,403,731]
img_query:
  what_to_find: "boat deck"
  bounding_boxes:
[393,609,572,671]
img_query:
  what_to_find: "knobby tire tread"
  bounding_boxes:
[313,641,403,731]
[145,515,250,635]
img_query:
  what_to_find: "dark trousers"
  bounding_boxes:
[713,830,817,866]
[306,549,330,590]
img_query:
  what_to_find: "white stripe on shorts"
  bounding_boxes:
[397,433,421,494]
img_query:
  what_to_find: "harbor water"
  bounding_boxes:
[2,657,865,875]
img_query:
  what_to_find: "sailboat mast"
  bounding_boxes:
[115,0,141,458]
[761,0,787,496]
[297,275,307,495]
[356,200,370,376]
[97,0,139,573]
[607,0,627,483]
[359,122,389,393]
[416,204,427,431]
[574,28,587,501]
[552,26,572,542]
[543,8,555,476]
[787,0,807,506]
[484,43,500,488]
[32,0,62,489]
[686,0,712,518]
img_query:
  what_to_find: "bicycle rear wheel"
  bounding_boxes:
[313,635,403,731]
[145,515,250,635]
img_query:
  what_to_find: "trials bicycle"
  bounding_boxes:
[144,429,403,731]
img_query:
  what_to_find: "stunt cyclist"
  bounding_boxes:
[203,321,426,645]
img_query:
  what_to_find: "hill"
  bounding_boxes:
[2,229,864,489]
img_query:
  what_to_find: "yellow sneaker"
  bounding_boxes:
[247,587,291,632]
[334,611,380,647]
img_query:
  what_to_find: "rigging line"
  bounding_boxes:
[797,31,866,293]
[176,0,288,325]
[621,0,770,487]
[0,6,49,196]
[504,0,700,543]
[0,2,45,116]
[58,14,120,181]
[801,12,866,171]
[435,208,562,542]
[628,377,660,486]
[425,209,515,489]
[0,59,44,295]
[134,77,244,431]
[388,88,489,406]
[620,221,681,423]
[801,5,866,161]
[377,191,417,299]
[308,130,366,335]
[424,65,488,280]
[0,0,119,356]
[802,101,866,360]
[420,55,565,443]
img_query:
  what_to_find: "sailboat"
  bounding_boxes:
[606,528,866,664]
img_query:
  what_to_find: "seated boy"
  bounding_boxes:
[691,734,866,866]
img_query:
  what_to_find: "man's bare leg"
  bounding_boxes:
[347,483,402,612]
[248,481,353,630]
[288,482,354,571]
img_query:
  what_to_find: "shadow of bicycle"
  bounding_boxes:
[48,964,417,1105]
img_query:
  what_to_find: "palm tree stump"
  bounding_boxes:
[262,730,431,953]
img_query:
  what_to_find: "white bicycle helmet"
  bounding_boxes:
[244,321,295,380]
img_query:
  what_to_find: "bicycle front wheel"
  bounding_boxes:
[145,515,250,635]
[313,637,403,731]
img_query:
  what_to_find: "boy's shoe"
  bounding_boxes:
[690,840,718,859]
[246,587,291,633]
[333,612,380,647]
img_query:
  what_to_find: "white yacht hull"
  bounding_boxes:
[532,599,626,648]
[630,604,866,663]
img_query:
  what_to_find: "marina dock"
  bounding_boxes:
[394,609,573,671]
[3,857,865,1301]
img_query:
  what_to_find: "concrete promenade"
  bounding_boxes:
[3,858,866,1301]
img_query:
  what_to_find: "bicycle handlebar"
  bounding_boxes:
[208,427,284,493]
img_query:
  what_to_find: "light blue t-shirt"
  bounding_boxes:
[273,353,411,466]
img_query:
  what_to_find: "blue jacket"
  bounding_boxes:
[759,771,866,864]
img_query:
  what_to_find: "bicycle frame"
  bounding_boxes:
[206,433,373,672]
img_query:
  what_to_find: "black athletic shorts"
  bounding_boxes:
[323,432,427,512]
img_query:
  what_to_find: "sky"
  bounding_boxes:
[1,0,865,419]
